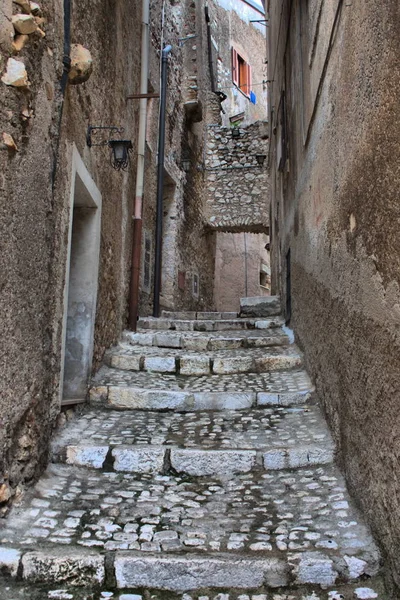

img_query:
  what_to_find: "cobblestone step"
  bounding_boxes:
[123,329,289,351]
[137,317,284,333]
[90,367,314,411]
[1,581,387,600]
[107,344,302,376]
[0,464,381,592]
[51,406,334,474]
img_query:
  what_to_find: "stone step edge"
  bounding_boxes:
[161,311,239,320]
[89,387,314,411]
[0,548,380,591]
[123,330,290,351]
[137,317,285,333]
[108,352,302,376]
[52,442,335,475]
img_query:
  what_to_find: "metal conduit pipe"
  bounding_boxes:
[128,0,150,330]
[153,44,172,318]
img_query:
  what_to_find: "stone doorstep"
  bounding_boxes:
[0,548,381,591]
[89,386,314,410]
[109,352,302,376]
[56,443,334,475]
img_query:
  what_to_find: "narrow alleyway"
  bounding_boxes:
[0,299,385,599]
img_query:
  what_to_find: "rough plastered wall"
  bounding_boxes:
[0,0,140,510]
[209,0,268,127]
[268,0,400,592]
[205,121,269,231]
[214,232,270,312]
[138,0,217,314]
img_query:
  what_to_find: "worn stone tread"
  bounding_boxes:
[137,317,284,333]
[51,406,334,474]
[92,366,313,394]
[123,328,289,352]
[106,344,302,375]
[0,464,380,584]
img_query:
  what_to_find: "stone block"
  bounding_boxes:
[287,444,334,468]
[0,546,21,577]
[240,296,281,318]
[108,387,194,410]
[111,355,142,371]
[112,447,165,473]
[161,311,196,320]
[212,356,254,374]
[122,332,155,346]
[263,444,334,470]
[144,357,176,373]
[247,336,287,347]
[173,321,194,332]
[255,320,279,330]
[254,355,302,372]
[208,337,242,350]
[193,392,255,410]
[22,550,105,586]
[220,312,238,319]
[290,552,337,586]
[193,321,215,332]
[180,356,210,375]
[89,386,108,403]
[66,445,109,469]
[214,320,246,331]
[181,337,209,351]
[154,333,182,348]
[354,589,378,599]
[196,312,221,320]
[257,391,312,406]
[138,318,171,330]
[170,449,257,476]
[114,554,288,591]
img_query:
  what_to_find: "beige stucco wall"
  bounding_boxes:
[268,0,400,593]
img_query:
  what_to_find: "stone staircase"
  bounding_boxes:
[0,298,386,599]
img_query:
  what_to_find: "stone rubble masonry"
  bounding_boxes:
[205,122,270,232]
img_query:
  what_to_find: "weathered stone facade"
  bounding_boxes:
[267,0,400,593]
[205,122,269,231]
[0,0,217,511]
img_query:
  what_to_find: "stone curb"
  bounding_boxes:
[0,547,381,591]
[89,386,315,410]
[137,317,285,333]
[55,443,333,474]
[110,351,303,376]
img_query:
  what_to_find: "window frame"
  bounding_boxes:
[231,48,252,99]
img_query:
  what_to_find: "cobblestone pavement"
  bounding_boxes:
[0,310,386,597]
[52,406,331,453]
[92,367,312,394]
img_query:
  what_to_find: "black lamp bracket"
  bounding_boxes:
[86,125,124,148]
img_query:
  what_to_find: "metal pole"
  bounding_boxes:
[128,0,150,330]
[153,45,172,318]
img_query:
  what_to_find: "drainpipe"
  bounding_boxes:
[128,0,150,330]
[51,0,71,190]
[153,44,172,318]
[204,6,215,92]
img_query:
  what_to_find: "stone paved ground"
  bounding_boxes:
[0,308,387,598]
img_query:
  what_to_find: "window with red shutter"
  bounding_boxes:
[231,47,252,98]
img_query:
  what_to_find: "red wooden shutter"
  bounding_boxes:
[247,63,252,96]
[232,48,238,85]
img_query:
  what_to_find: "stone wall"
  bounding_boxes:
[267,0,400,593]
[0,0,217,512]
[205,121,269,231]
[214,232,270,312]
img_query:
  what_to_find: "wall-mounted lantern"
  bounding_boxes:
[232,127,241,139]
[256,154,267,167]
[86,125,133,171]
